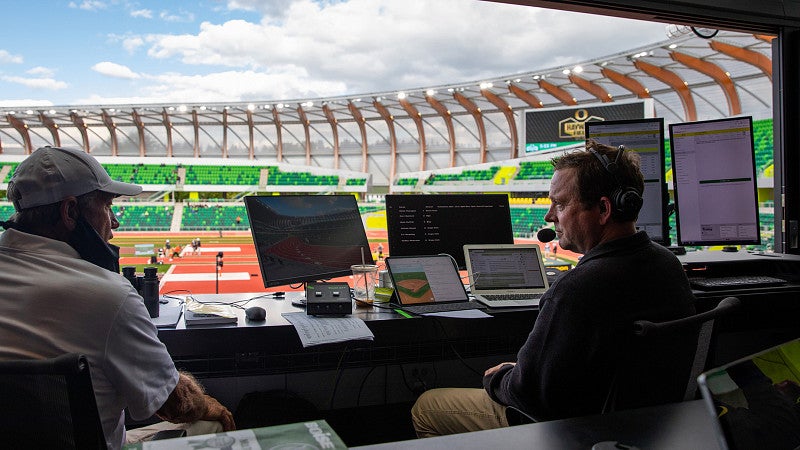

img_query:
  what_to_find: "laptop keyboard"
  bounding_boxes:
[689,275,787,290]
[400,302,486,315]
[482,293,542,301]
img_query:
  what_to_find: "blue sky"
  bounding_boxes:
[0,0,669,107]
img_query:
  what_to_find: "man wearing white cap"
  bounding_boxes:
[0,147,235,449]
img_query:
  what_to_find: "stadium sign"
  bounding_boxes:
[523,100,652,153]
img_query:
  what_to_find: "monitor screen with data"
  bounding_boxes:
[585,118,670,245]
[245,194,374,288]
[669,116,760,247]
[385,194,514,269]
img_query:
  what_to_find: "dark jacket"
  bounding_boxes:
[483,231,696,421]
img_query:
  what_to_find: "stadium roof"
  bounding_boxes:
[0,29,773,187]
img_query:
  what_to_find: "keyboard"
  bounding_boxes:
[689,275,787,291]
[399,301,486,315]
[482,293,543,301]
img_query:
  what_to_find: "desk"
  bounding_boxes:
[353,400,719,450]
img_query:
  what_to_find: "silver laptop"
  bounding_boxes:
[697,338,800,450]
[464,244,549,308]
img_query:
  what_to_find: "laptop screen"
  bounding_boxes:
[385,255,469,305]
[466,245,548,292]
[698,338,800,450]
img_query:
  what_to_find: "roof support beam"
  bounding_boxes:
[69,112,90,153]
[538,80,577,106]
[634,59,697,121]
[453,91,487,164]
[481,88,518,159]
[399,98,426,171]
[425,95,457,168]
[161,109,173,157]
[670,50,741,116]
[191,110,200,158]
[221,109,228,158]
[508,84,544,108]
[296,106,312,166]
[600,68,651,98]
[271,107,284,162]
[101,110,118,156]
[347,102,369,173]
[709,40,773,81]
[373,100,398,182]
[131,110,146,156]
[39,112,61,148]
[8,115,32,154]
[568,74,613,103]
[322,104,341,170]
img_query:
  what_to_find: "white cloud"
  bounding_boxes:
[159,9,195,23]
[26,66,55,77]
[130,8,153,19]
[1,76,68,90]
[123,37,145,54]
[0,49,23,64]
[0,99,55,107]
[141,0,669,96]
[92,62,141,79]
[69,0,107,11]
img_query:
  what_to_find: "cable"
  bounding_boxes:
[356,365,377,407]
[430,316,484,377]
[328,345,350,410]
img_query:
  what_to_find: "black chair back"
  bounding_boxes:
[0,353,107,449]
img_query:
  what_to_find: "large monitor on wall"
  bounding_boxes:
[245,195,374,288]
[669,116,761,247]
[585,118,670,245]
[385,194,514,269]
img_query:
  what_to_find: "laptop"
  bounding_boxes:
[464,244,549,308]
[384,254,485,315]
[697,338,800,450]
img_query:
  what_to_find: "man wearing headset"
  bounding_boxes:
[412,140,696,436]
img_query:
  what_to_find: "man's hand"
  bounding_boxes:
[485,362,516,377]
[202,394,236,431]
[157,372,236,431]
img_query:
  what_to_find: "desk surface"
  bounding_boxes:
[353,400,719,450]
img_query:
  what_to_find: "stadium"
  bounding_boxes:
[0,27,777,293]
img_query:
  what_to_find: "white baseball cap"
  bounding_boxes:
[8,146,142,210]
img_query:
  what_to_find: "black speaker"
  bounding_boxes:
[589,145,643,221]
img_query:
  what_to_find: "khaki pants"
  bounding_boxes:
[411,388,509,438]
[126,420,223,443]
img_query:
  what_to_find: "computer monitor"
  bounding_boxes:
[244,195,374,288]
[585,118,670,245]
[668,116,760,247]
[385,194,514,269]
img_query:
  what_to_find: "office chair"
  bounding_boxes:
[0,353,107,449]
[506,296,741,425]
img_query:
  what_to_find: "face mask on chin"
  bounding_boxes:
[69,217,121,273]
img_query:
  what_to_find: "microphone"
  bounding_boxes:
[537,228,556,243]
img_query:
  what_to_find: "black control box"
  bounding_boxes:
[305,282,352,316]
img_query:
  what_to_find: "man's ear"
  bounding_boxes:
[59,197,80,231]
[598,197,613,224]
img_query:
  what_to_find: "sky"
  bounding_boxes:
[0,0,670,107]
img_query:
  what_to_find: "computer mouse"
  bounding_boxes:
[245,306,266,321]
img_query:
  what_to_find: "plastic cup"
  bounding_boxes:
[351,264,379,305]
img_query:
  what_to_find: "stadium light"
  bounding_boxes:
[397,92,406,99]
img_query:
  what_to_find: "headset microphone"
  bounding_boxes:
[537,228,556,243]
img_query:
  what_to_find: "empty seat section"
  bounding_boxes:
[113,205,173,231]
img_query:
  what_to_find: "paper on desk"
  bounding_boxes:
[282,312,375,347]
[423,309,492,319]
[141,429,258,449]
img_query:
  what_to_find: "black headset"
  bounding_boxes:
[588,145,643,221]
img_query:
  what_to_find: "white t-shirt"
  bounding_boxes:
[0,228,179,450]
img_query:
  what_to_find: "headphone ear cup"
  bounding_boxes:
[612,188,643,221]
